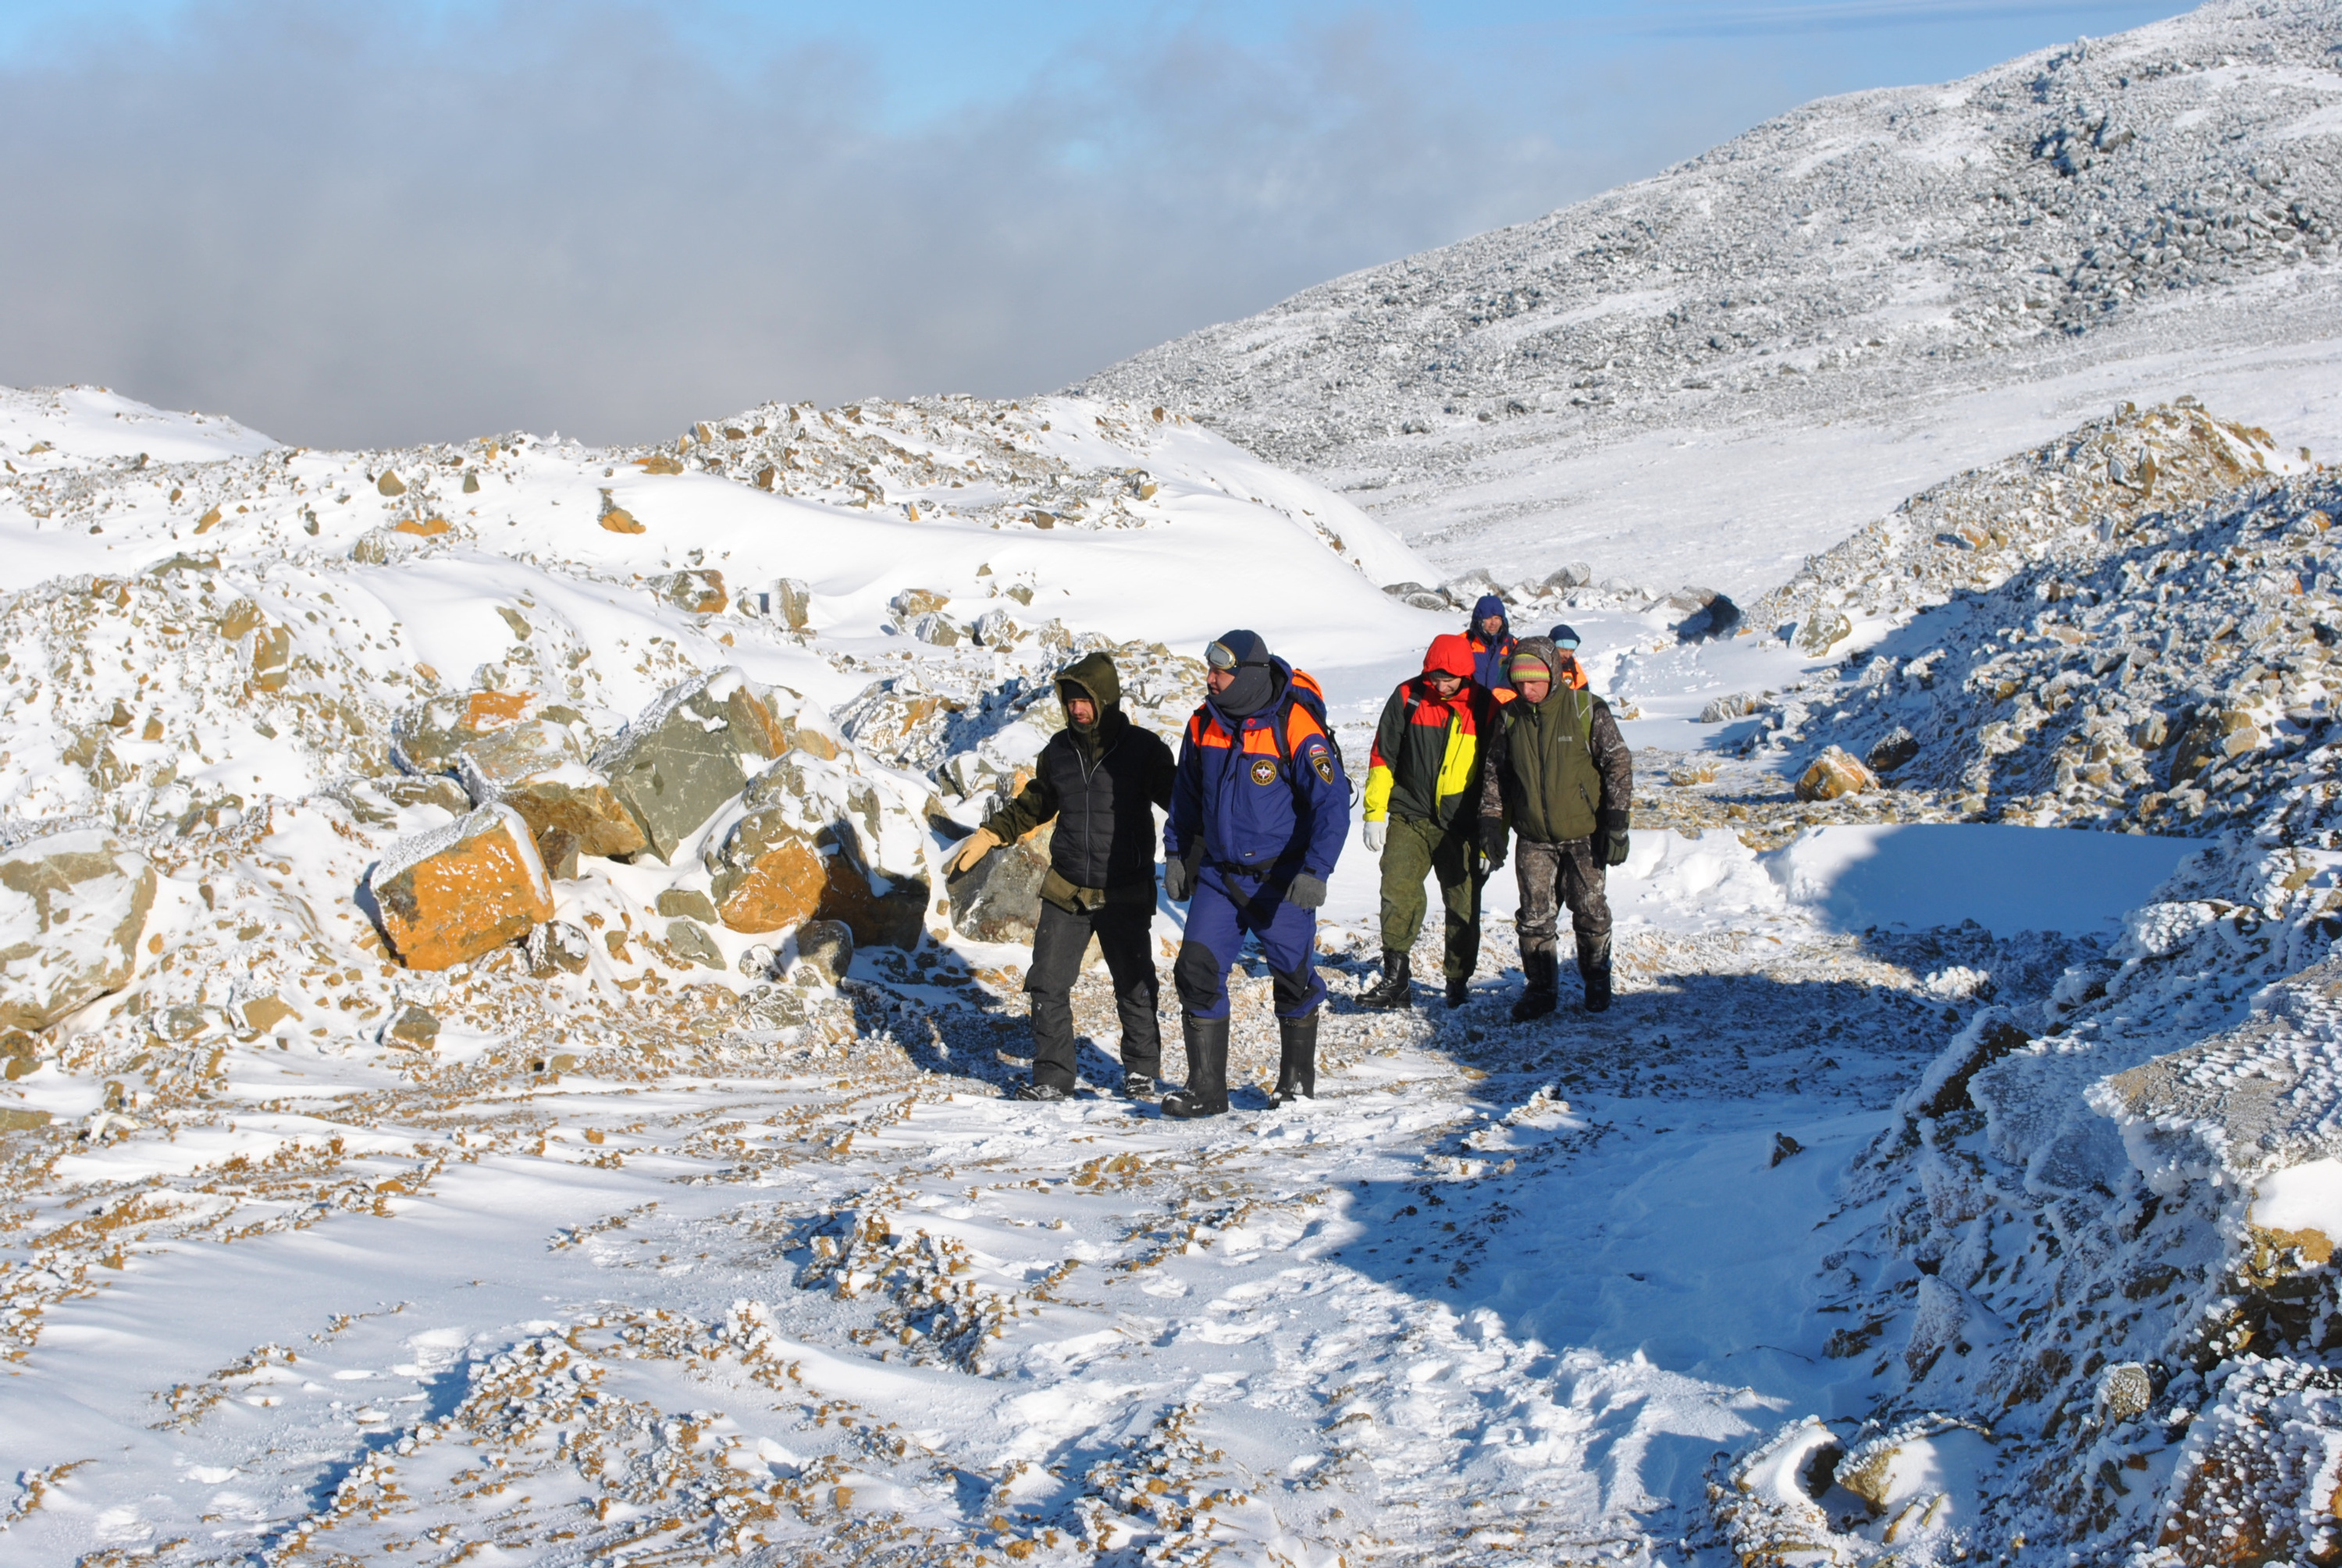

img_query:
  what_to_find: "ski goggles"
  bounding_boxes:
[1205,641,1268,672]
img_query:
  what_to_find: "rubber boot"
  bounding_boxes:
[1444,976,1470,1009]
[1267,1011,1319,1108]
[1360,950,1412,1010]
[1511,947,1558,1022]
[1578,932,1613,1014]
[1162,1015,1230,1118]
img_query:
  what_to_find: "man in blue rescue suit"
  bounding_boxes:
[1160,630,1349,1117]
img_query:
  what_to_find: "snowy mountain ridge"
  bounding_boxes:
[1073,0,2342,598]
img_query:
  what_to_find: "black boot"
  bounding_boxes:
[1511,947,1558,1022]
[1444,976,1469,1009]
[1360,950,1412,1010]
[1578,932,1613,1014]
[1162,1015,1230,1118]
[1267,1011,1318,1108]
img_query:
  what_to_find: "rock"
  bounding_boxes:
[1795,611,1853,657]
[795,919,853,984]
[650,569,728,613]
[249,625,292,693]
[707,805,927,949]
[393,689,543,775]
[774,578,813,631]
[891,588,950,620]
[971,609,1025,647]
[598,489,646,533]
[526,920,593,976]
[657,887,719,923]
[908,612,963,647]
[457,718,646,862]
[1770,1132,1804,1166]
[1796,746,1878,802]
[593,669,810,862]
[0,1029,37,1080]
[945,829,1051,944]
[376,471,406,496]
[1698,692,1769,724]
[0,832,156,1032]
[0,1108,52,1132]
[1867,727,1920,774]
[384,1005,440,1048]
[661,919,725,970]
[240,994,301,1033]
[1671,588,1742,642]
[2095,1361,2153,1423]
[368,805,554,972]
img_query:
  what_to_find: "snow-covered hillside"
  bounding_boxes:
[1073,0,2342,599]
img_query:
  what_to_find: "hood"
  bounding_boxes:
[1508,635,1582,701]
[1471,594,1511,638]
[1056,650,1123,714]
[1422,632,1477,681]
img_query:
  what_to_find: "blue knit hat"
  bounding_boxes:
[1547,624,1581,650]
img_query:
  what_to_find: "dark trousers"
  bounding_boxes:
[1173,864,1326,1021]
[1027,901,1161,1090]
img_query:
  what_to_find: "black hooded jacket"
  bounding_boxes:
[981,651,1177,897]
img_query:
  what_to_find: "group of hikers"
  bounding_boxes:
[945,595,1633,1117]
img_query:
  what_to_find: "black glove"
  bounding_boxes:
[1285,873,1327,909]
[1478,818,1507,868]
[1163,854,1193,903]
[1603,830,1631,868]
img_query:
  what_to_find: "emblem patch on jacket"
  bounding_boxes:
[1312,751,1334,784]
[1250,758,1279,786]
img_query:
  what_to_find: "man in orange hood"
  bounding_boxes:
[1359,633,1505,1011]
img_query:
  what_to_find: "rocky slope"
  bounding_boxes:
[1072,0,2342,592]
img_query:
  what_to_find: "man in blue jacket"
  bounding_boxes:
[1466,594,1517,695]
[1161,630,1349,1117]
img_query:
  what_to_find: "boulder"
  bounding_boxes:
[945,829,1051,944]
[795,919,853,984]
[1868,728,1921,775]
[1795,611,1853,657]
[704,762,929,948]
[593,669,823,862]
[774,578,814,631]
[393,689,547,776]
[526,920,593,976]
[383,1005,440,1049]
[457,718,645,862]
[1796,747,1878,802]
[660,919,725,969]
[1697,692,1769,724]
[650,569,728,614]
[368,805,554,971]
[891,588,950,620]
[1670,587,1742,642]
[656,888,719,923]
[0,832,156,1031]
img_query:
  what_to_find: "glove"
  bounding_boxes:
[1163,854,1193,903]
[1477,818,1507,865]
[1285,873,1328,909]
[1603,830,1631,868]
[945,827,1000,876]
[1363,820,1386,853]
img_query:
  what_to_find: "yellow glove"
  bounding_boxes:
[946,827,1000,876]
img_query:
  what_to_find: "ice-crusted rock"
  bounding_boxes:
[700,752,932,949]
[367,804,553,971]
[647,568,728,614]
[393,689,553,776]
[1794,746,1875,802]
[0,832,155,1031]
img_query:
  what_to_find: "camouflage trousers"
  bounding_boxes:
[1514,837,1611,961]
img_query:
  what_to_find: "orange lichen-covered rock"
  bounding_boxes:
[368,805,553,970]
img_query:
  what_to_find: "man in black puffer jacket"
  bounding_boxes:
[946,652,1177,1101]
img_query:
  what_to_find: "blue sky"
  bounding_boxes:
[0,0,2198,444]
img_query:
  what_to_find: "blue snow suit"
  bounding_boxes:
[1165,661,1349,1020]
[1467,595,1517,695]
